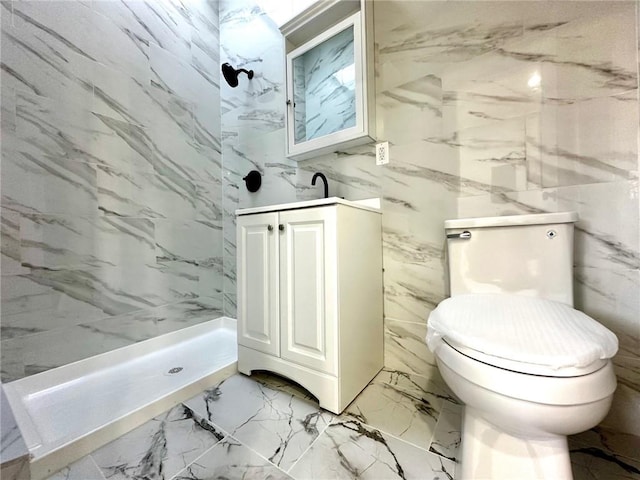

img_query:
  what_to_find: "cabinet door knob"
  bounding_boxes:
[267,225,274,231]
[278,224,284,231]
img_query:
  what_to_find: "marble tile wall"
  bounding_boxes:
[0,0,223,382]
[219,0,640,448]
[0,385,29,480]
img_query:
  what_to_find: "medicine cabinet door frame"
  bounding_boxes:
[285,11,368,160]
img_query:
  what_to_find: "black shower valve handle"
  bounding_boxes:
[243,170,262,193]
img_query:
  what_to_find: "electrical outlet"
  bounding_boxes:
[376,141,390,165]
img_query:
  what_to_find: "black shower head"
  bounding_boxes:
[221,63,254,88]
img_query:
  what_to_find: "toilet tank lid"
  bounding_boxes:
[444,211,578,229]
[426,294,618,371]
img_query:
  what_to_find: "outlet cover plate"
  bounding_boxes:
[376,141,389,165]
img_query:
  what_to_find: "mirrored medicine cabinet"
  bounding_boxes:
[280,0,375,161]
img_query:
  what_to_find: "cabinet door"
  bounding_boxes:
[237,212,280,356]
[279,207,337,374]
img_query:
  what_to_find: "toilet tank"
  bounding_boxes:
[445,212,578,306]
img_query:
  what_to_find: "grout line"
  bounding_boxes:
[87,455,108,480]
[285,410,336,474]
[225,433,293,478]
[167,434,230,480]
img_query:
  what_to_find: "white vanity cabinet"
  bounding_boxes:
[236,198,383,414]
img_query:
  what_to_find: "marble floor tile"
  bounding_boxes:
[46,456,105,480]
[172,437,293,480]
[571,425,640,467]
[38,367,634,480]
[428,404,463,463]
[183,374,333,472]
[342,369,455,451]
[288,418,456,480]
[570,442,640,480]
[90,403,225,480]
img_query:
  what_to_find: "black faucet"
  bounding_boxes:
[311,172,329,199]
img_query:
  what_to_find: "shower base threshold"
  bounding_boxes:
[3,317,238,480]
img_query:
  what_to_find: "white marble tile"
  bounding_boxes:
[91,62,155,128]
[2,296,223,379]
[1,136,98,216]
[25,263,195,317]
[20,215,155,270]
[440,58,541,135]
[601,381,640,441]
[194,90,222,154]
[219,2,285,143]
[190,3,219,69]
[0,458,29,480]
[222,254,235,294]
[120,0,193,61]
[0,208,30,276]
[45,456,104,480]
[173,436,292,480]
[527,9,636,100]
[91,403,225,480]
[1,0,223,386]
[223,292,237,319]
[383,257,446,325]
[73,297,223,344]
[150,43,214,105]
[150,121,222,185]
[429,404,463,463]
[146,86,195,142]
[378,74,443,145]
[1,84,16,133]
[384,320,437,377]
[183,374,333,472]
[0,272,106,321]
[11,1,93,63]
[0,0,12,29]
[0,386,29,464]
[342,369,457,451]
[295,148,381,202]
[191,39,219,93]
[84,4,150,80]
[155,220,223,263]
[571,425,640,468]
[96,164,199,219]
[570,436,640,480]
[535,94,638,188]
[289,418,456,480]
[451,118,527,194]
[224,131,297,210]
[380,141,465,216]
[374,1,535,92]
[222,256,235,300]
[7,1,96,102]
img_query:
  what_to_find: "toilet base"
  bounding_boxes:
[460,407,573,480]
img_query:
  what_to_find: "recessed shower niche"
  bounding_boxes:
[281,0,375,160]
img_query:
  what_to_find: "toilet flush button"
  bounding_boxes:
[546,229,557,239]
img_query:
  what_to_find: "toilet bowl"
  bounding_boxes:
[427,212,619,480]
[437,336,615,478]
[430,295,618,480]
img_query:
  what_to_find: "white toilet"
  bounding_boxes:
[426,212,618,480]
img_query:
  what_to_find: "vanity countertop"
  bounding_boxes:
[236,197,381,216]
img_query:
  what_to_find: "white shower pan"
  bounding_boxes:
[3,317,238,480]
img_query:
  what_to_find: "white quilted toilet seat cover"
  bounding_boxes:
[426,293,619,370]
